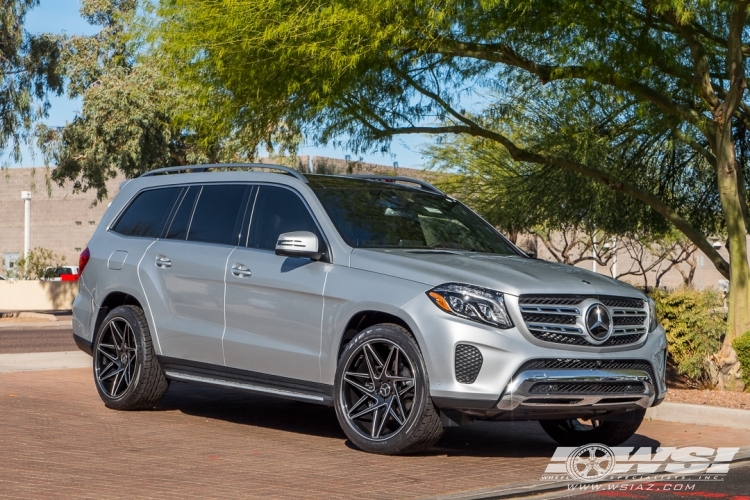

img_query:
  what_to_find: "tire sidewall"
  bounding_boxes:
[334,324,430,454]
[93,305,146,409]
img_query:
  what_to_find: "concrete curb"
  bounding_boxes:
[0,351,91,372]
[646,401,750,430]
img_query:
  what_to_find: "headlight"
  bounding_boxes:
[426,283,513,329]
[647,298,658,332]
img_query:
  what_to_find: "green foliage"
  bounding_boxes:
[8,247,63,280]
[0,0,64,164]
[732,332,750,389]
[652,288,726,383]
[38,0,266,200]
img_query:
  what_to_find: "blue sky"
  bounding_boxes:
[11,0,427,169]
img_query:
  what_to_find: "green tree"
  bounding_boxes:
[38,0,267,200]
[153,0,750,388]
[0,0,63,163]
[8,247,63,280]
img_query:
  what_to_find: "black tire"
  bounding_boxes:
[539,413,644,447]
[334,323,443,455]
[92,305,169,410]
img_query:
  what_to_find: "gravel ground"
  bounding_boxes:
[665,388,750,409]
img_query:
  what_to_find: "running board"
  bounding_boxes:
[158,356,334,405]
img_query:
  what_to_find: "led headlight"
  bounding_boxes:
[647,298,659,332]
[427,283,513,329]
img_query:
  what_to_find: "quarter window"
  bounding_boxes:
[111,187,182,238]
[248,186,323,251]
[187,184,249,245]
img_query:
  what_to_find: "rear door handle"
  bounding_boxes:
[155,255,172,268]
[231,263,252,277]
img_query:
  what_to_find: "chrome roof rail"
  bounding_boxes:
[139,163,308,183]
[346,174,444,195]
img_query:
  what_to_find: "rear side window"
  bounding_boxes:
[165,186,199,240]
[111,187,182,238]
[187,184,249,245]
[248,186,323,251]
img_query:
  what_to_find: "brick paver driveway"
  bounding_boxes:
[1,368,748,499]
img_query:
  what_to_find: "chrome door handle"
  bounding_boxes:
[231,263,252,277]
[155,255,172,268]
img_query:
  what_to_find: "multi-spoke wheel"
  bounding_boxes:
[539,411,645,447]
[92,305,169,410]
[95,317,138,398]
[334,324,443,454]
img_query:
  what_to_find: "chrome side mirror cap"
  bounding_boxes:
[275,231,324,261]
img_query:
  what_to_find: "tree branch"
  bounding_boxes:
[372,122,730,278]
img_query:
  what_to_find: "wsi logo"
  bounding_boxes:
[542,445,739,483]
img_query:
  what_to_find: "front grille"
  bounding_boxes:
[529,382,646,395]
[517,358,657,393]
[614,316,646,326]
[522,313,577,325]
[455,344,483,384]
[517,295,585,306]
[518,294,647,347]
[601,297,644,308]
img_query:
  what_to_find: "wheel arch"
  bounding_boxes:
[93,291,145,344]
[337,310,418,361]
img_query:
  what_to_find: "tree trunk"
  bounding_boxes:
[713,131,750,392]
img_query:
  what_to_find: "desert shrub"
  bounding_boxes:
[651,288,726,384]
[7,248,63,280]
[733,331,750,389]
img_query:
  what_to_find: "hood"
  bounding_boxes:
[349,249,645,298]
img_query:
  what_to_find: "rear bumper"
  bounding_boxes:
[73,333,93,356]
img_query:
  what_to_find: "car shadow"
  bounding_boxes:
[158,381,661,457]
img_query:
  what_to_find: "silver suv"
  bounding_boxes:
[72,164,667,455]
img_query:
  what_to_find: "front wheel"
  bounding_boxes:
[334,324,443,455]
[539,413,644,447]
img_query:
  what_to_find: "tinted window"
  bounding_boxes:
[187,184,249,245]
[313,186,517,254]
[112,187,182,238]
[165,186,199,240]
[248,186,323,251]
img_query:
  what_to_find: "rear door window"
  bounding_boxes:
[111,187,182,238]
[165,186,200,240]
[247,185,324,251]
[187,184,250,245]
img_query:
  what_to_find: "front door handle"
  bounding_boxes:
[155,255,172,268]
[231,263,252,277]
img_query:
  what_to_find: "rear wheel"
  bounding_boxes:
[539,414,644,447]
[334,324,443,455]
[93,305,169,410]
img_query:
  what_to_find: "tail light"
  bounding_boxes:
[78,247,91,277]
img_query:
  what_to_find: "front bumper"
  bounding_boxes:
[401,293,667,419]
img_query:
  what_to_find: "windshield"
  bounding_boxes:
[312,184,519,254]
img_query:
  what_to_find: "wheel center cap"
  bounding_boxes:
[379,384,391,397]
[120,354,128,364]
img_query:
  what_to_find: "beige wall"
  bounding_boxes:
[0,281,77,311]
[0,167,125,271]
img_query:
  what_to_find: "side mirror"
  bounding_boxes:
[524,250,537,259]
[275,231,324,261]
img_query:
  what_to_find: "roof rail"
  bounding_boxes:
[139,163,308,183]
[347,174,444,195]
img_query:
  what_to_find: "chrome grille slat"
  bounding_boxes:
[518,294,648,347]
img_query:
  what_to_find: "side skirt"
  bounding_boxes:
[158,356,334,406]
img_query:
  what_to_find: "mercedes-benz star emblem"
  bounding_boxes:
[585,303,612,341]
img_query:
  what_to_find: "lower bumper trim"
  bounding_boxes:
[73,333,93,356]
